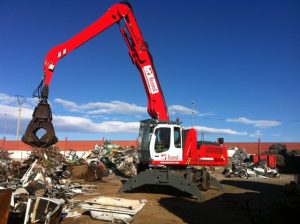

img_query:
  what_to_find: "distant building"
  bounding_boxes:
[1,138,299,159]
[0,138,137,160]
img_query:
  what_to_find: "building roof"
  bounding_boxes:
[0,139,137,151]
[223,142,300,154]
[1,138,299,155]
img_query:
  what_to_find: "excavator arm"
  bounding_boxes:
[22,2,169,148]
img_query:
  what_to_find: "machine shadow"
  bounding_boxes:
[159,180,299,224]
[120,183,192,197]
[220,179,284,193]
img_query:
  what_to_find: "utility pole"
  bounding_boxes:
[2,113,8,149]
[258,137,261,157]
[191,101,195,127]
[3,113,8,137]
[201,131,204,142]
[15,95,24,141]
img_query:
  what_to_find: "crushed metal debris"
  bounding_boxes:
[0,142,143,224]
[223,148,280,178]
[80,196,147,223]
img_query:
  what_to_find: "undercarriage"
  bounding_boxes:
[119,167,222,201]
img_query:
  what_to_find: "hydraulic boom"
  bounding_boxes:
[22,2,168,147]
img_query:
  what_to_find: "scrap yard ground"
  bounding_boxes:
[63,173,296,224]
[2,144,299,224]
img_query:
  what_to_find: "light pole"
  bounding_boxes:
[1,113,8,149]
[191,101,195,127]
[15,95,24,141]
[4,113,8,137]
[201,131,204,142]
[258,137,261,157]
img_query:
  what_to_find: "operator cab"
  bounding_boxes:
[138,119,183,165]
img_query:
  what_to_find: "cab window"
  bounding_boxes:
[154,127,171,153]
[174,127,181,148]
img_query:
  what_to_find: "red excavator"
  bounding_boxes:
[22,2,228,200]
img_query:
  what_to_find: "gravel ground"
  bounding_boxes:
[62,173,298,224]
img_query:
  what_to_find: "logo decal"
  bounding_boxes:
[143,65,159,94]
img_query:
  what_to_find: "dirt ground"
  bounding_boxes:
[62,173,298,224]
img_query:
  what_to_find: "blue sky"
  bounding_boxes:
[0,0,299,142]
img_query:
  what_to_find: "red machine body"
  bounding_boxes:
[148,127,228,167]
[151,144,228,167]
[252,154,277,169]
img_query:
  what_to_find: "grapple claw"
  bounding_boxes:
[22,100,58,148]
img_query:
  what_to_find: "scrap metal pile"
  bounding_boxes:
[223,148,279,178]
[0,147,98,224]
[0,142,142,224]
[66,142,138,178]
[1,147,94,197]
[0,150,21,183]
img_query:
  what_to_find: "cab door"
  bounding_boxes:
[149,124,183,163]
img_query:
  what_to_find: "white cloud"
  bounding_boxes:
[197,112,215,117]
[52,116,246,136]
[0,104,33,120]
[53,115,139,133]
[0,93,16,105]
[168,105,197,115]
[0,104,33,136]
[168,105,214,117]
[249,130,263,138]
[0,98,247,137]
[0,92,38,109]
[23,98,39,108]
[0,104,139,135]
[0,103,246,136]
[53,98,80,112]
[226,117,281,129]
[54,97,216,118]
[52,117,247,136]
[188,125,248,136]
[0,93,276,139]
[54,98,147,115]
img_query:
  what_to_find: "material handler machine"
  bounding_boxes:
[22,2,228,200]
